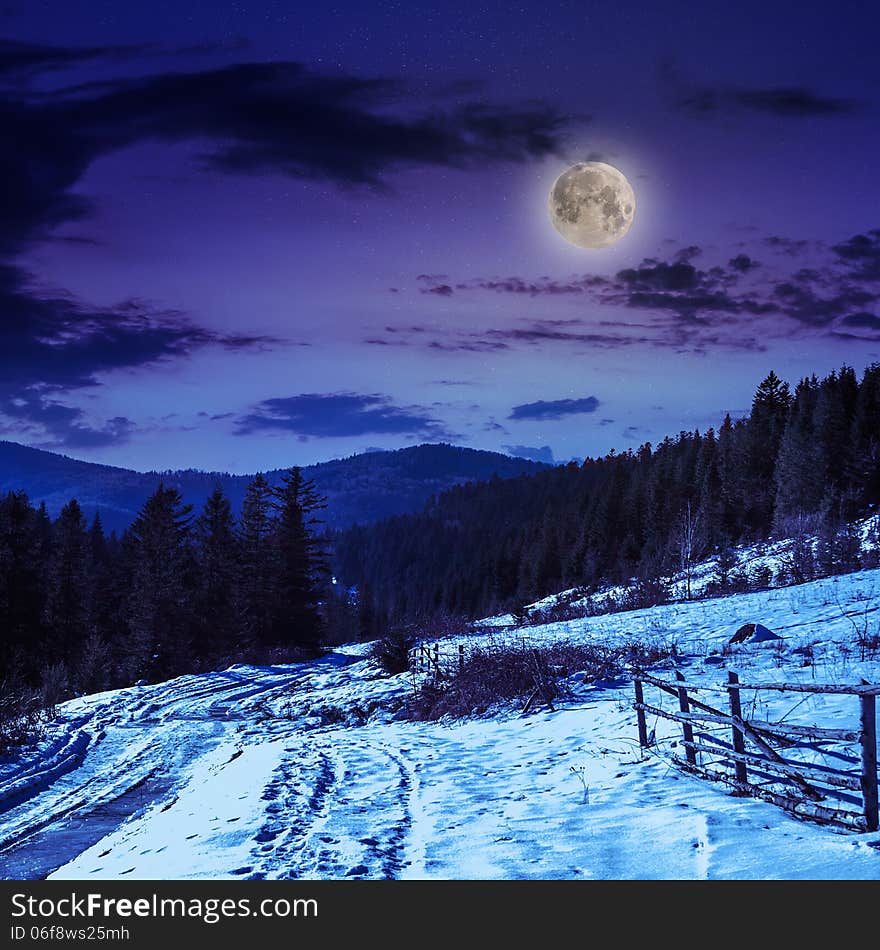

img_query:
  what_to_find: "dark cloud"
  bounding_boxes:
[503,445,555,464]
[729,254,759,272]
[841,312,880,331]
[0,58,565,257]
[509,396,600,421]
[616,261,701,292]
[832,231,880,281]
[661,63,864,120]
[680,85,862,118]
[772,280,875,327]
[197,411,235,421]
[235,392,451,439]
[0,394,135,449]
[423,283,454,296]
[38,61,564,219]
[416,232,880,350]
[369,313,766,355]
[607,258,777,322]
[0,48,565,442]
[0,262,275,443]
[0,38,145,82]
[0,267,277,395]
[675,245,702,263]
[763,236,812,256]
[426,255,772,328]
[445,274,606,297]
[427,339,510,353]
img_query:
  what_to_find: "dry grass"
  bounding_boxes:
[405,637,674,721]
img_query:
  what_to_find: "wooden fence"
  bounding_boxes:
[633,671,879,832]
[409,643,466,676]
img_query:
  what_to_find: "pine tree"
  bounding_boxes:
[774,375,821,524]
[850,363,880,509]
[270,468,329,654]
[237,473,276,647]
[0,492,48,683]
[193,486,239,663]
[43,499,91,665]
[126,485,194,680]
[743,371,791,532]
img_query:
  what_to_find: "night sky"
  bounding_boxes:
[2,0,878,472]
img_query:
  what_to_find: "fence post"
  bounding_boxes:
[676,670,697,767]
[728,671,748,787]
[860,694,878,832]
[433,643,439,670]
[459,644,464,673]
[634,679,648,749]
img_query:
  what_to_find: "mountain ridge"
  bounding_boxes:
[0,440,550,531]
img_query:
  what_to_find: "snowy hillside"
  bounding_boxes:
[1,568,879,880]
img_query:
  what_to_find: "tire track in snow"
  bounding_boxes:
[0,666,306,880]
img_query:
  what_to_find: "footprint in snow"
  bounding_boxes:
[346,865,370,877]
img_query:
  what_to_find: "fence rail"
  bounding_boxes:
[633,670,879,832]
[409,643,466,676]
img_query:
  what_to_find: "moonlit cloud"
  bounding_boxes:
[235,392,453,439]
[509,397,600,421]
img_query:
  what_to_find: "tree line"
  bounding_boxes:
[0,468,340,705]
[334,364,880,623]
[3,363,879,709]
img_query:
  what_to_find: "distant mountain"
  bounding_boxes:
[0,441,550,532]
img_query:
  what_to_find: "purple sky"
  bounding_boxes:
[2,0,878,472]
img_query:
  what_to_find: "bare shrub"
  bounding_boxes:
[0,678,43,754]
[369,626,417,674]
[38,662,70,718]
[529,597,592,625]
[406,638,673,721]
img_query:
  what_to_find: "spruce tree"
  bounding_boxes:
[271,468,329,655]
[0,492,48,683]
[745,371,791,532]
[237,473,276,647]
[774,376,820,525]
[43,499,91,665]
[194,486,239,663]
[850,363,880,509]
[126,485,194,680]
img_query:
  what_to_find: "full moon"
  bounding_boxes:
[548,162,635,249]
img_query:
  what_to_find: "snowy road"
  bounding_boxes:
[2,571,880,880]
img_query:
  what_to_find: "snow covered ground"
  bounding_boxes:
[1,569,879,880]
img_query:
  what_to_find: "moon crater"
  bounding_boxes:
[549,162,635,249]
